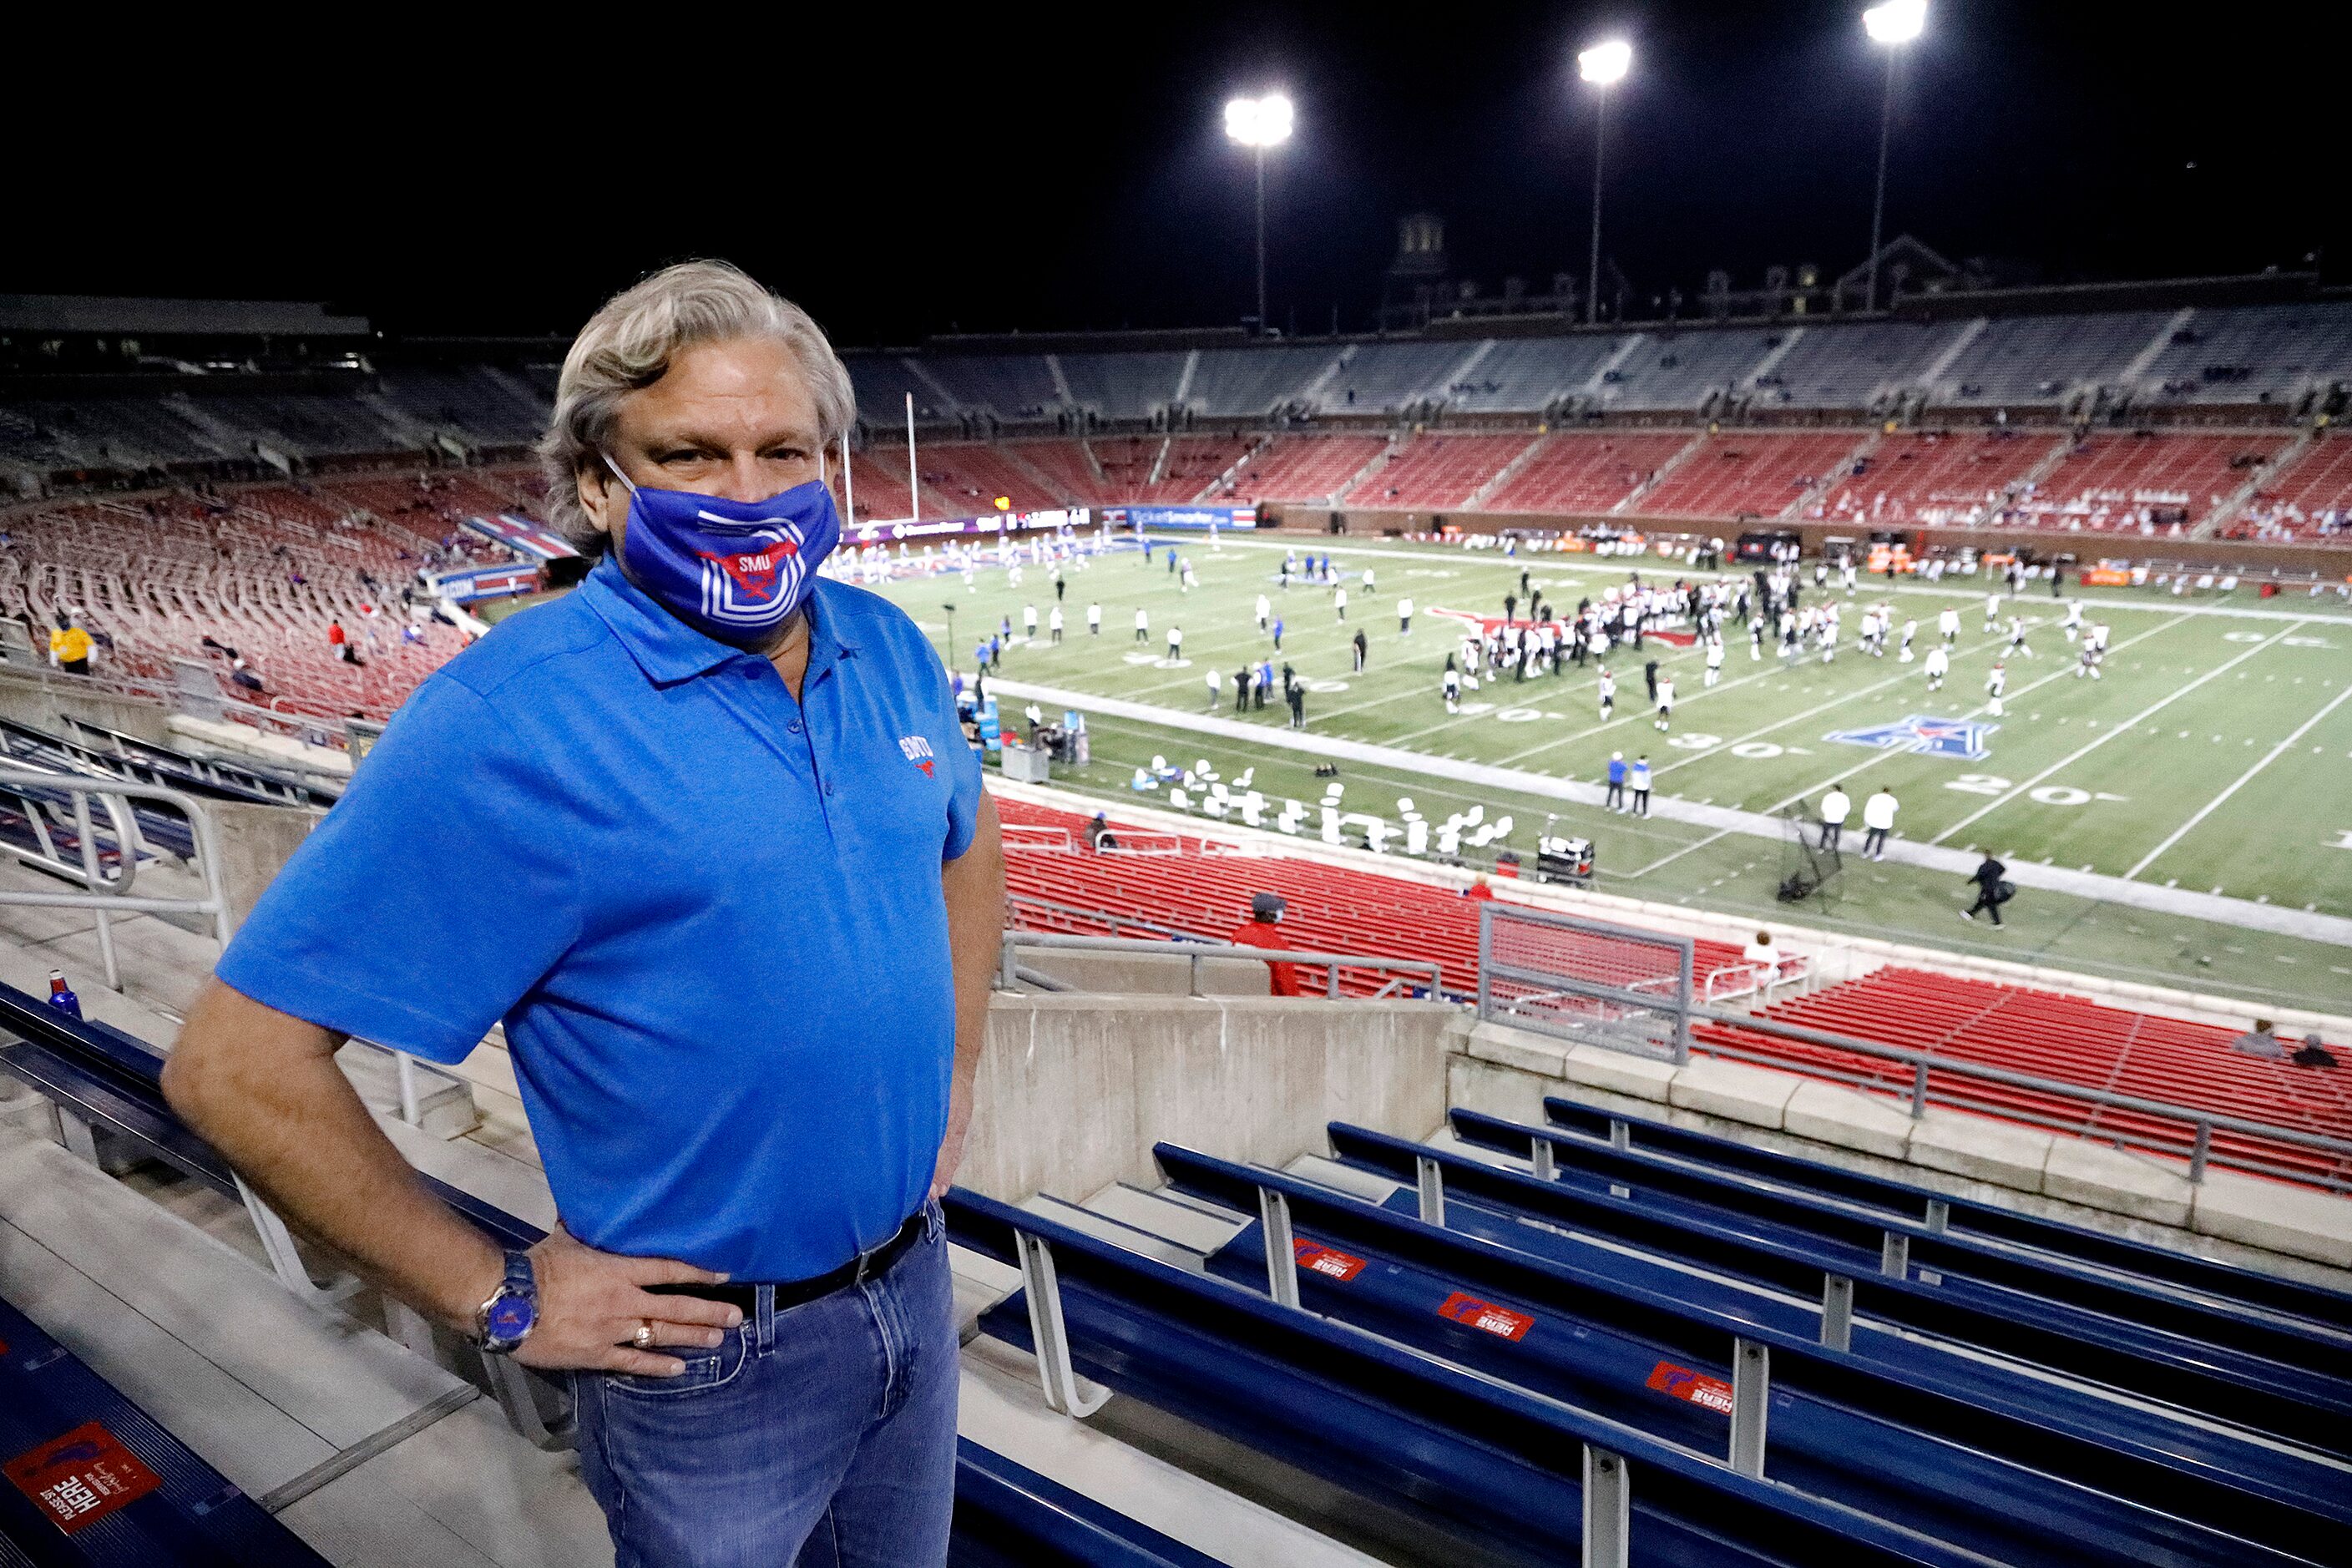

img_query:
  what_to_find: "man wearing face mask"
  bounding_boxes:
[161,261,1001,1568]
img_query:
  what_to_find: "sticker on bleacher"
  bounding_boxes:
[6,1421,163,1535]
[1294,1241,1365,1282]
[1436,1292,1533,1342]
[1646,1362,1734,1415]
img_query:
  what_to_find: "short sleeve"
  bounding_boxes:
[215,676,581,1063]
[940,717,984,861]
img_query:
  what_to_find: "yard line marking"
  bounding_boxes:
[2123,675,2352,880]
[1606,616,2188,878]
[1930,620,2308,846]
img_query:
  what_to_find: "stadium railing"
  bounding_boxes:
[999,930,1445,1001]
[1151,1141,2346,1561]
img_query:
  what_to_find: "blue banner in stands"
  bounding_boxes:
[1104,505,1258,531]
[463,514,577,560]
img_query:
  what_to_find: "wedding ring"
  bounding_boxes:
[634,1322,655,1350]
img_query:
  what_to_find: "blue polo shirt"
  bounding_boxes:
[216,556,984,1281]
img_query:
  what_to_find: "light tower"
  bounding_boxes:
[1223,93,1295,335]
[1576,40,1631,326]
[1862,0,1926,311]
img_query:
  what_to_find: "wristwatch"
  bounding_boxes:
[473,1250,539,1355]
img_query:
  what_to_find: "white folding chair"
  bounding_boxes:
[1395,797,1416,817]
[1406,818,1429,855]
[1320,807,1342,844]
[1168,788,1190,812]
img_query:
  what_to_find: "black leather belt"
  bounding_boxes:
[646,1208,928,1318]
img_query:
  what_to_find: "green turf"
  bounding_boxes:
[875,534,2352,1011]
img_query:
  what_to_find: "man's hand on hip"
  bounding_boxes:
[513,1227,742,1378]
[929,1074,973,1200]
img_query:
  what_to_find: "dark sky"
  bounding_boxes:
[10,3,2344,348]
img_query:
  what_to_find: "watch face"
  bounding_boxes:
[484,1292,535,1343]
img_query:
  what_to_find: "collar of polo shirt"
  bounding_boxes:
[580,554,857,687]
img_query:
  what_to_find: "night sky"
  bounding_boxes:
[9,3,2344,347]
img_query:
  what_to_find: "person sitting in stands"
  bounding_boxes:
[1743,929,1781,984]
[2293,1034,2338,1070]
[48,615,94,675]
[1227,893,1301,997]
[1085,812,1115,852]
[2230,1019,2287,1060]
[230,658,266,695]
[1462,877,1496,902]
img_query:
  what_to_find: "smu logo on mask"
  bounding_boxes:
[693,515,807,626]
[898,734,936,776]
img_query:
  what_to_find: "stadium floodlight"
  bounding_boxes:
[1576,42,1631,324]
[1862,0,1925,311]
[1225,93,1295,334]
[1863,0,1926,44]
[1577,39,1631,86]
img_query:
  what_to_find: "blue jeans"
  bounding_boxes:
[575,1203,956,1567]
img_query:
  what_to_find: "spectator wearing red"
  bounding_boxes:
[1227,893,1301,997]
[1463,877,1497,902]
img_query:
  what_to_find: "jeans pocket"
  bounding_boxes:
[604,1324,751,1401]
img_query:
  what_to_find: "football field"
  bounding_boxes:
[871,533,2352,1012]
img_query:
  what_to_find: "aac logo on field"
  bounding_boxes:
[1826,715,1996,762]
[898,734,936,777]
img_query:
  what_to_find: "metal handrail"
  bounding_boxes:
[1001,930,1448,1001]
[0,763,234,991]
[1688,1000,2352,1186]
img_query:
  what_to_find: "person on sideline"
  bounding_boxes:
[161,263,1003,1568]
[1817,785,1850,854]
[1860,787,1898,861]
[1962,853,2011,926]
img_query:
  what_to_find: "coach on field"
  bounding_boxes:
[164,260,1003,1567]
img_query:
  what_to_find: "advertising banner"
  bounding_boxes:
[1104,504,1259,531]
[847,507,1093,545]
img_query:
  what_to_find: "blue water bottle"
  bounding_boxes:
[47,969,82,1021]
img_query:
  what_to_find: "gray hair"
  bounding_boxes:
[536,260,856,551]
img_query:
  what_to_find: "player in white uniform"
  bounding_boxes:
[1361,566,1376,596]
[1597,666,1616,719]
[2061,599,2084,642]
[1134,607,1149,643]
[1704,635,1726,687]
[1818,608,1839,664]
[1924,644,1950,690]
[1442,661,1462,713]
[1087,602,1101,635]
[1256,593,1271,630]
[1749,616,1765,660]
[1022,604,1038,640]
[1333,586,1348,622]
[1984,592,2002,633]
[1047,605,1064,644]
[1654,673,1677,732]
[1899,617,1917,662]
[2006,615,2033,657]
[1939,605,1960,644]
[1985,660,2007,716]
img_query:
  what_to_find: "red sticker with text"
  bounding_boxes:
[6,1422,163,1535]
[1646,1362,1735,1415]
[1293,1241,1365,1282]
[1436,1292,1534,1341]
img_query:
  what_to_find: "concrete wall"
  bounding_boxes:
[209,800,322,933]
[1023,948,1272,997]
[0,666,175,746]
[960,994,1454,1205]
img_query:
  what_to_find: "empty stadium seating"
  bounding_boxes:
[1338,432,1535,508]
[2013,431,2289,532]
[2228,429,2352,539]
[1220,433,1384,503]
[1702,968,2352,1185]
[1809,429,2056,525]
[1635,431,1862,519]
[1481,431,1692,515]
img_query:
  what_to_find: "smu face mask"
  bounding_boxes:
[602,453,840,645]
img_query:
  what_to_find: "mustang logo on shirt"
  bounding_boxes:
[898,734,936,776]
